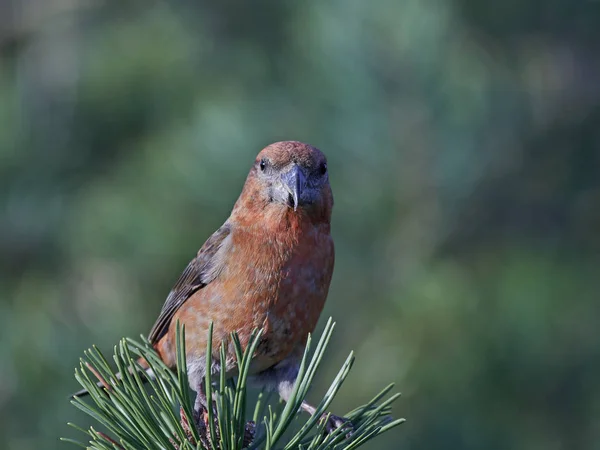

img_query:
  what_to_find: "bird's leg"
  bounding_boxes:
[192,383,209,430]
[194,385,219,422]
[191,381,222,448]
[279,379,352,434]
[194,387,208,415]
[191,372,223,448]
[251,353,353,435]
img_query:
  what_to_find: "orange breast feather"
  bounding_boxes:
[156,209,334,373]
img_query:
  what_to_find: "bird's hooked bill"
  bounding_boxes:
[281,164,306,211]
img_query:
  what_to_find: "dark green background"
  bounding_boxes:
[1,1,600,449]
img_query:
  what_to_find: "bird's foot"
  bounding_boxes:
[192,405,206,429]
[320,413,354,436]
[190,408,253,449]
[191,406,214,449]
[193,398,218,427]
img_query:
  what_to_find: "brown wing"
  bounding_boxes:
[148,222,231,344]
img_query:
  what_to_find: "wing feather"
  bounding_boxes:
[147,222,231,344]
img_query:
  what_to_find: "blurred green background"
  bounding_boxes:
[2,0,600,449]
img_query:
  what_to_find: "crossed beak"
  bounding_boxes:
[281,164,306,211]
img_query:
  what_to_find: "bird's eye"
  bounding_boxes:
[319,162,327,175]
[259,159,268,172]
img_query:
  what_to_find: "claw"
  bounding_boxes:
[320,413,354,436]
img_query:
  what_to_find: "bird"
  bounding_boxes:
[74,141,349,432]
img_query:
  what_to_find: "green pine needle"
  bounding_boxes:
[64,318,404,449]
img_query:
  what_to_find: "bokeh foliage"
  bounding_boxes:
[1,1,600,449]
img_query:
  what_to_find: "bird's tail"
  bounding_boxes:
[71,357,152,398]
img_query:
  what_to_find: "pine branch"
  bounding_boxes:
[63,318,405,449]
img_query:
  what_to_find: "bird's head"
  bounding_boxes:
[232,141,333,225]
